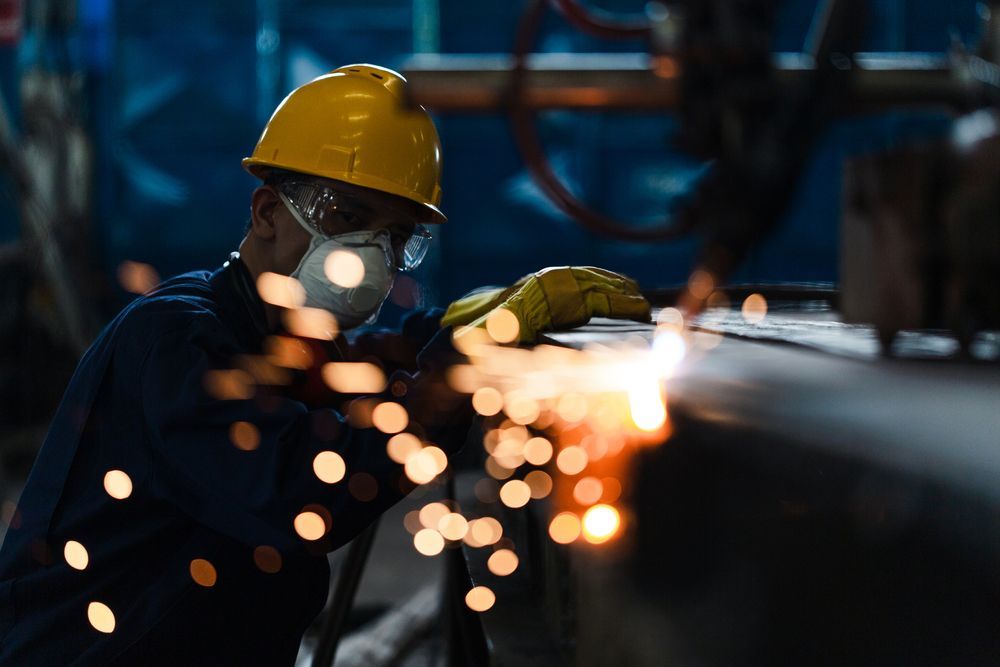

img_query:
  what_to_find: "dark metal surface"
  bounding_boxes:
[311,520,381,667]
[457,314,1000,664]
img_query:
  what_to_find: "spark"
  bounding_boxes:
[325,249,366,288]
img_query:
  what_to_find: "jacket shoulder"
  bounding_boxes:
[114,271,227,343]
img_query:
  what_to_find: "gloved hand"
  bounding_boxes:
[440,266,651,343]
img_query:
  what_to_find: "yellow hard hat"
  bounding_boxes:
[243,64,445,223]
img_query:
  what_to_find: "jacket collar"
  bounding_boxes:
[209,252,270,351]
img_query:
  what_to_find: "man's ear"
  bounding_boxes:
[250,185,281,241]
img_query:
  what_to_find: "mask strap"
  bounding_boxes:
[279,192,324,240]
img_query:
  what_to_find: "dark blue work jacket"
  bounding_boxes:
[0,256,448,664]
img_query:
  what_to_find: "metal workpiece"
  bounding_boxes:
[403,52,967,112]
[455,311,1000,665]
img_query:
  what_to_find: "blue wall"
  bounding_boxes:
[76,0,982,313]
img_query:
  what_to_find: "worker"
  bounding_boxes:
[0,64,649,664]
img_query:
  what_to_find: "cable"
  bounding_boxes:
[508,0,699,241]
[549,0,651,41]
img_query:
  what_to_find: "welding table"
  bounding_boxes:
[446,305,1000,666]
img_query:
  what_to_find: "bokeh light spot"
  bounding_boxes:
[348,473,378,501]
[465,586,496,612]
[549,512,582,544]
[742,293,768,324]
[573,477,604,506]
[472,387,504,416]
[486,308,520,344]
[372,402,408,434]
[190,558,218,587]
[556,446,588,476]
[524,470,553,499]
[253,546,282,574]
[294,511,327,541]
[325,249,366,288]
[103,470,133,500]
[414,528,445,556]
[64,540,89,571]
[322,363,387,394]
[229,421,261,451]
[438,513,469,541]
[313,451,346,484]
[582,504,621,544]
[282,307,339,340]
[257,272,306,308]
[117,261,160,294]
[499,480,531,508]
[487,549,519,576]
[87,601,115,634]
[386,433,422,464]
[523,437,553,466]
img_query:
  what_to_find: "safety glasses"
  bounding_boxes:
[278,180,432,272]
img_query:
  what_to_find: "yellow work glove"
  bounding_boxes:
[440,266,651,343]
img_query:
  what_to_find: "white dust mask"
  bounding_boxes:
[281,193,395,330]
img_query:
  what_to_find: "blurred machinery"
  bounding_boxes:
[397,1,1000,665]
[404,0,1000,351]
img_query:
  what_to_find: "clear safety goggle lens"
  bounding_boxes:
[400,225,432,272]
[279,180,432,272]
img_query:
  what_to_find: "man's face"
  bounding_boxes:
[277,176,420,272]
[257,175,422,278]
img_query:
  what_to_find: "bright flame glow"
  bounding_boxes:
[64,540,88,570]
[257,272,306,308]
[504,391,540,425]
[294,511,327,541]
[414,528,445,556]
[312,451,346,484]
[487,549,519,576]
[486,308,520,344]
[103,470,132,500]
[651,330,686,375]
[324,249,365,288]
[87,601,115,634]
[322,363,387,394]
[628,379,667,432]
[582,504,621,544]
[556,393,588,423]
[465,586,496,612]
[372,402,408,434]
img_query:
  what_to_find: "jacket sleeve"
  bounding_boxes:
[138,320,425,555]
